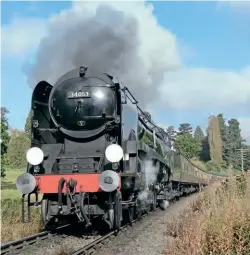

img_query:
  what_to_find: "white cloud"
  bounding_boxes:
[2,16,47,57]
[2,1,250,117]
[238,117,250,142]
[158,66,250,112]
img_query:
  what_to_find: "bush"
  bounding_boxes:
[6,130,30,169]
[205,160,221,172]
[235,173,247,197]
[191,159,207,171]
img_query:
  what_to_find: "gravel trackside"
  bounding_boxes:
[11,234,99,255]
[96,183,221,255]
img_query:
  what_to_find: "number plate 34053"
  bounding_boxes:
[68,91,91,99]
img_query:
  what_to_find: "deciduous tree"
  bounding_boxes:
[6,129,31,169]
[228,118,243,169]
[200,133,210,162]
[243,144,250,170]
[25,109,32,139]
[194,125,204,142]
[1,107,10,177]
[174,134,201,159]
[217,113,230,165]
[178,123,193,135]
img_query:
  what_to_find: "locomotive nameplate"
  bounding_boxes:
[68,91,91,99]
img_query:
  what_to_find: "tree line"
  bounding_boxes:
[1,107,31,177]
[1,107,250,177]
[167,114,250,172]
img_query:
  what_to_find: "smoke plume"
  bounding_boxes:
[25,1,180,109]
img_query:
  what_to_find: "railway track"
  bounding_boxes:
[71,212,150,255]
[1,211,150,255]
[1,185,210,255]
[0,224,71,255]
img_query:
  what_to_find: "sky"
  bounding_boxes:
[1,1,250,143]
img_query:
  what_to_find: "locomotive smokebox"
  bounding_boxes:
[48,67,118,135]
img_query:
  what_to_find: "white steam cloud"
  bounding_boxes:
[144,160,159,187]
[138,190,149,201]
[160,200,169,210]
[138,160,159,201]
[25,1,180,109]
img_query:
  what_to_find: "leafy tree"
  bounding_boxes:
[25,109,32,139]
[217,113,230,165]
[207,116,223,164]
[228,118,243,169]
[194,125,204,142]
[243,144,250,170]
[174,134,202,159]
[1,107,10,177]
[6,129,31,169]
[178,123,193,135]
[200,133,210,162]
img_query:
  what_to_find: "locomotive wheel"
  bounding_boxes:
[41,198,58,230]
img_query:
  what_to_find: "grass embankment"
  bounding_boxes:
[1,169,42,243]
[166,174,250,255]
[191,159,240,176]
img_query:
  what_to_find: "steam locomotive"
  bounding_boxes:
[15,67,190,231]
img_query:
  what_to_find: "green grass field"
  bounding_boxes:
[1,168,25,200]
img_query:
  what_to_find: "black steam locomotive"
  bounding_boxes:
[16,66,177,231]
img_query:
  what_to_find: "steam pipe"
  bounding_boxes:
[79,192,91,227]
[58,178,66,210]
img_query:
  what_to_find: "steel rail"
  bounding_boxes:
[71,211,151,255]
[0,224,70,255]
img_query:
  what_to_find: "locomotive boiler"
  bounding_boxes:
[16,66,173,231]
